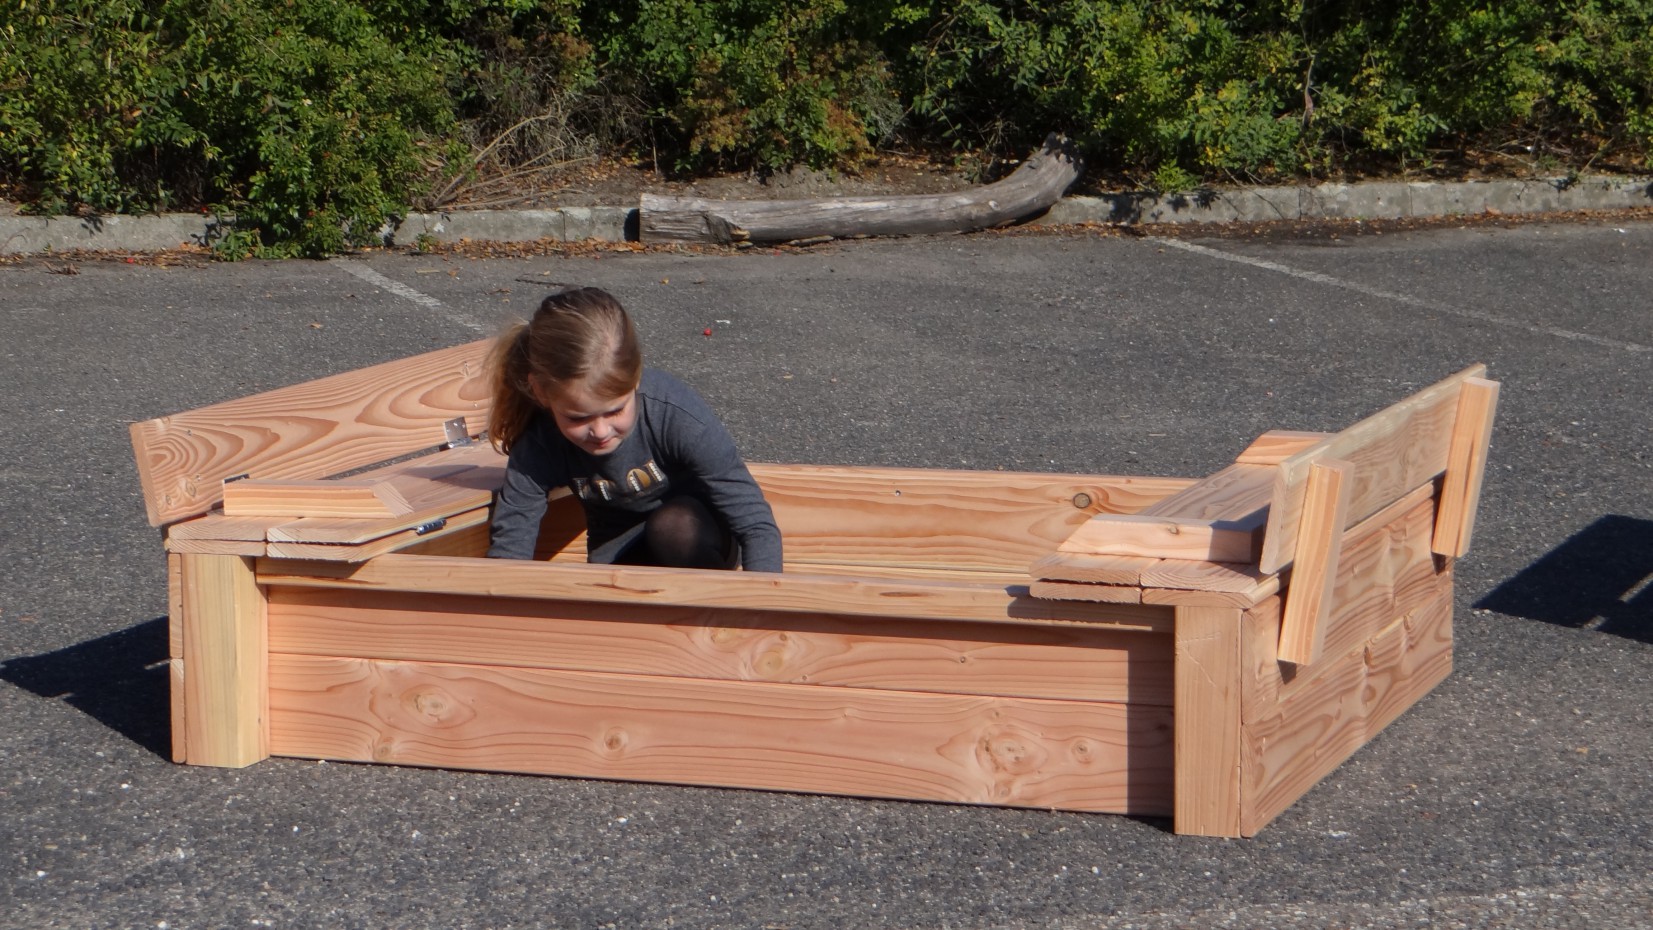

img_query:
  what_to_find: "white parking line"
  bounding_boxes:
[330,259,486,334]
[1155,237,1649,353]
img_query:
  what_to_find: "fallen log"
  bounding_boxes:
[639,133,1083,245]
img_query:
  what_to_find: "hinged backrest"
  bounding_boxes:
[130,339,493,526]
[1258,364,1495,575]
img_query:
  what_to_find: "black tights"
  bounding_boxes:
[602,496,737,570]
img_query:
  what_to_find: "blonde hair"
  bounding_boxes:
[488,287,643,454]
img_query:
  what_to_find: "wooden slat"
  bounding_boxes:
[1029,551,1156,585]
[1259,364,1487,573]
[167,553,185,658]
[1057,512,1264,563]
[264,506,491,562]
[1139,559,1274,593]
[131,339,491,526]
[1141,581,1280,608]
[268,655,1175,815]
[266,443,506,543]
[168,514,284,542]
[166,536,267,556]
[1028,581,1143,604]
[1139,463,1276,520]
[756,465,1192,572]
[1240,578,1454,835]
[1243,488,1443,714]
[1431,377,1501,557]
[169,659,187,764]
[1239,597,1284,725]
[266,587,1174,705]
[222,478,412,519]
[1277,459,1353,666]
[1234,431,1334,466]
[1173,606,1244,837]
[179,554,268,767]
[256,554,1177,632]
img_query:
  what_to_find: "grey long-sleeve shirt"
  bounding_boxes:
[486,368,783,572]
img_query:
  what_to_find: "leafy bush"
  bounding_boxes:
[0,0,466,257]
[2,0,1650,256]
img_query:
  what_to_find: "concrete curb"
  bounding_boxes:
[3,176,1648,256]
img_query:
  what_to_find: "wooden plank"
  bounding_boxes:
[1139,464,1276,521]
[1173,606,1244,837]
[1028,551,1155,586]
[1431,377,1501,558]
[167,553,185,659]
[1243,489,1443,713]
[756,464,1193,572]
[179,554,269,767]
[222,477,413,519]
[264,506,491,562]
[1240,597,1283,725]
[266,443,506,543]
[268,655,1174,815]
[168,514,284,542]
[1304,489,1442,687]
[1258,364,1487,573]
[1028,581,1143,604]
[1139,559,1275,593]
[1234,431,1333,466]
[256,553,1177,632]
[266,587,1175,706]
[130,339,491,526]
[1240,578,1454,835]
[1058,512,1264,563]
[1277,459,1354,666]
[165,536,268,556]
[1141,581,1280,608]
[169,659,187,764]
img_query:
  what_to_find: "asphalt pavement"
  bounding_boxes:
[2,219,1651,929]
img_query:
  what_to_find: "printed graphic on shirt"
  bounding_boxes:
[573,459,668,504]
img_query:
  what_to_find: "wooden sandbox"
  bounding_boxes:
[132,342,1497,837]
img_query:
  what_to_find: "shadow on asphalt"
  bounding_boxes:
[1477,514,1653,644]
[0,617,171,758]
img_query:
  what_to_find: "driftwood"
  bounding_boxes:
[639,133,1084,245]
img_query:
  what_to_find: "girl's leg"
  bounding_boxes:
[643,496,737,569]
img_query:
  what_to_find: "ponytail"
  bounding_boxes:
[487,287,643,455]
[486,321,538,455]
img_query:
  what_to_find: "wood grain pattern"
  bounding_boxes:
[1028,581,1144,604]
[1028,551,1156,586]
[169,659,187,764]
[264,506,491,562]
[165,536,268,556]
[756,465,1192,571]
[1277,459,1353,666]
[1243,490,1444,714]
[1139,559,1274,593]
[1058,513,1264,563]
[268,655,1174,814]
[221,478,412,518]
[1139,463,1276,521]
[179,554,268,767]
[1141,582,1280,608]
[1239,597,1284,725]
[1233,431,1333,466]
[265,443,505,543]
[256,553,1175,632]
[1259,364,1486,574]
[266,587,1175,705]
[1173,606,1244,837]
[1240,578,1453,835]
[131,339,491,526]
[1431,377,1500,557]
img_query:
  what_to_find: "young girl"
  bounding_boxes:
[485,286,783,572]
